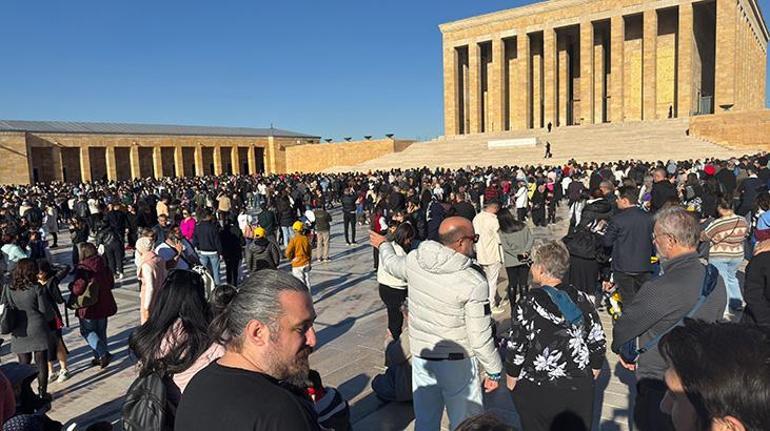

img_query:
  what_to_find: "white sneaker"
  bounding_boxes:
[57,369,70,383]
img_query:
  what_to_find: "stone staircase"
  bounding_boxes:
[332,118,751,172]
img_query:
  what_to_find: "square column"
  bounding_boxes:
[105,146,117,181]
[174,145,184,177]
[51,146,64,182]
[152,146,163,178]
[443,42,459,136]
[129,145,140,179]
[610,15,625,122]
[677,2,694,117]
[580,21,595,124]
[231,146,241,175]
[79,146,91,183]
[213,145,223,175]
[643,9,658,120]
[194,145,204,176]
[468,43,482,133]
[247,146,257,175]
[543,27,557,129]
[557,35,568,126]
[489,38,505,132]
[517,34,531,129]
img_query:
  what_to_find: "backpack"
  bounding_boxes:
[67,269,100,310]
[122,371,174,431]
[562,227,600,260]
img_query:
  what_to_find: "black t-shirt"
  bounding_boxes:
[175,362,320,431]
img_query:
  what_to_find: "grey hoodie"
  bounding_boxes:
[379,240,503,375]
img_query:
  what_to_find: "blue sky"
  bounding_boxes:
[1,0,768,141]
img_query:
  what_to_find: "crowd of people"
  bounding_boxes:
[0,153,768,430]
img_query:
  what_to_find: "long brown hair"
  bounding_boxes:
[11,258,39,290]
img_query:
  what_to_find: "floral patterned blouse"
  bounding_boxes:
[504,283,607,385]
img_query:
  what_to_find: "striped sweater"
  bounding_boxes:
[703,214,749,260]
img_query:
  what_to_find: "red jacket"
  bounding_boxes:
[69,255,118,320]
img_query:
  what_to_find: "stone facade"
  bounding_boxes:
[0,125,320,185]
[689,109,770,148]
[284,138,415,172]
[440,0,769,136]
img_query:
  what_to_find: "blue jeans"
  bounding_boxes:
[79,318,109,359]
[412,356,483,431]
[199,252,222,285]
[280,226,294,247]
[710,257,743,312]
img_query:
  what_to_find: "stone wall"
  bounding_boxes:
[0,132,31,185]
[284,139,415,172]
[689,110,770,149]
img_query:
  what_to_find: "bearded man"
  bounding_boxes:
[175,270,320,431]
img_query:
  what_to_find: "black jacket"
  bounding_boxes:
[246,238,281,271]
[650,181,678,213]
[220,223,245,259]
[341,194,356,213]
[578,198,612,228]
[193,220,223,254]
[602,206,654,273]
[742,251,770,327]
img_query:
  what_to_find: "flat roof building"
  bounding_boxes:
[0,120,319,184]
[440,0,768,136]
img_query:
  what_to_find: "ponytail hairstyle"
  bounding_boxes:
[209,270,308,351]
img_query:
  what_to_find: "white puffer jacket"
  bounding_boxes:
[379,240,502,375]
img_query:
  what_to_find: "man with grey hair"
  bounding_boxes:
[371,216,502,431]
[175,270,321,431]
[612,206,726,431]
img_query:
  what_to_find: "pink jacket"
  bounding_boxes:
[180,217,196,241]
[138,251,167,315]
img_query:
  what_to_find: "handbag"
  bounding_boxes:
[0,284,19,334]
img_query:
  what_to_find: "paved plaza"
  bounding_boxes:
[0,205,635,430]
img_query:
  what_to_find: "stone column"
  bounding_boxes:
[677,2,694,117]
[129,145,140,179]
[443,42,459,136]
[247,146,257,175]
[489,38,505,132]
[610,15,625,122]
[517,34,531,129]
[231,146,240,175]
[543,27,557,129]
[174,145,185,177]
[105,145,117,181]
[213,145,223,176]
[79,146,91,183]
[194,145,204,176]
[580,21,595,124]
[152,146,163,178]
[51,146,64,182]
[468,42,482,133]
[643,9,658,120]
[557,35,568,126]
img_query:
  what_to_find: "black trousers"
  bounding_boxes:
[505,265,529,304]
[613,271,652,306]
[373,246,379,270]
[224,256,241,286]
[343,212,356,244]
[517,207,528,221]
[49,231,58,247]
[18,350,49,396]
[378,284,407,340]
[103,243,124,274]
[72,243,81,267]
[634,379,675,431]
[512,376,594,431]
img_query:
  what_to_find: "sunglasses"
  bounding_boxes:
[458,234,480,244]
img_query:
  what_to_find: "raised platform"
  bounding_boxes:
[327,118,754,172]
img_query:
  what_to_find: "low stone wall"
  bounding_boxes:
[689,110,770,150]
[284,138,414,172]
